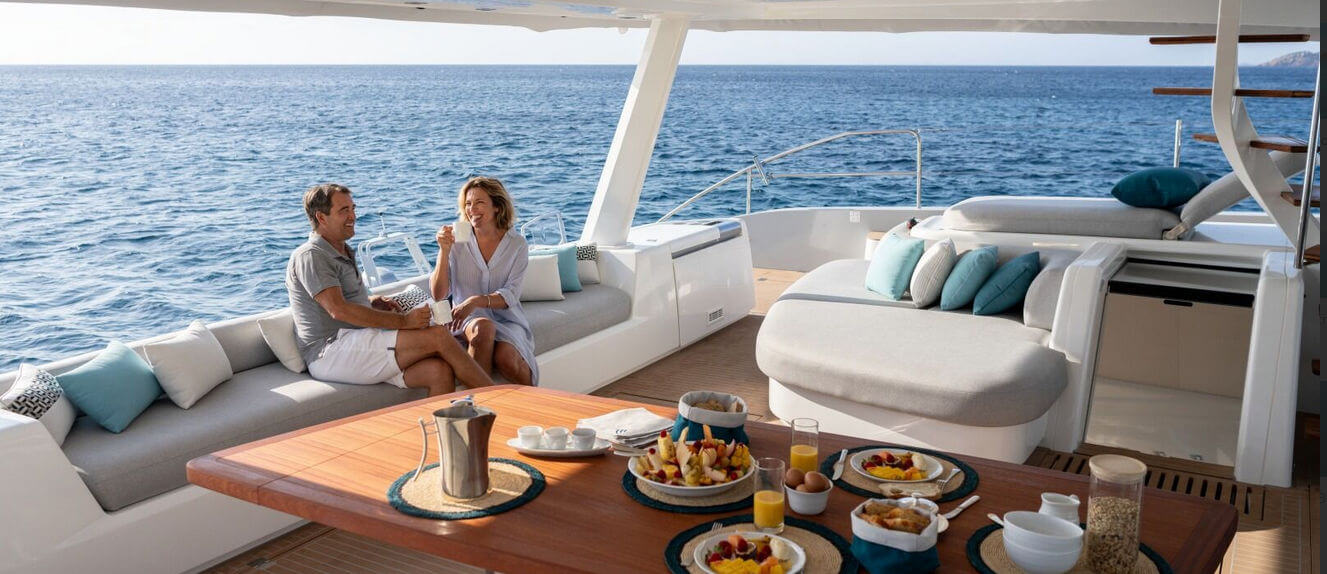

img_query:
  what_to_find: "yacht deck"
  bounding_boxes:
[204,268,1319,574]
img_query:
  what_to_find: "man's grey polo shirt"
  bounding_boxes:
[286,232,373,366]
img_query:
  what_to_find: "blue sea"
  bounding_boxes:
[0,65,1316,370]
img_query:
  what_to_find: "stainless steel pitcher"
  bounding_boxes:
[412,397,497,499]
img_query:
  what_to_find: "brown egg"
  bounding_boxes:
[784,468,805,488]
[796,484,809,492]
[803,471,831,493]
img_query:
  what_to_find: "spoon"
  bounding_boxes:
[935,495,980,533]
[987,513,1005,527]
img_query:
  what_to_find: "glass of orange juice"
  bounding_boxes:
[753,457,786,534]
[789,418,819,473]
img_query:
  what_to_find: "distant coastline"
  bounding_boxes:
[1260,51,1319,67]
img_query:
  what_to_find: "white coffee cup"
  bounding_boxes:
[453,218,473,243]
[570,428,597,450]
[517,426,543,449]
[430,300,452,325]
[542,427,569,450]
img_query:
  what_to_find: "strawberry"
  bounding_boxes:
[756,545,772,561]
[870,454,883,463]
[883,452,896,464]
[736,538,750,553]
[672,470,683,479]
[707,552,723,564]
[864,462,878,469]
[660,430,668,437]
[717,540,734,557]
[648,447,656,454]
[900,459,913,470]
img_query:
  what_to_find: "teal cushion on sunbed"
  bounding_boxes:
[56,341,162,433]
[940,246,997,310]
[974,251,1041,315]
[529,243,582,293]
[1111,167,1210,208]
[864,233,925,300]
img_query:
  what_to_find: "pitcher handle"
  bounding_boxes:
[410,417,432,483]
[1068,494,1080,503]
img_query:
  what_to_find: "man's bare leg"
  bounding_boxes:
[465,318,498,375]
[494,342,533,386]
[395,326,493,388]
[402,358,455,397]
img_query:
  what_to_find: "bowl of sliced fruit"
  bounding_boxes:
[629,425,754,498]
[849,448,944,483]
[693,532,805,574]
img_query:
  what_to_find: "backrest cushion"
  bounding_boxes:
[258,311,307,373]
[940,246,998,311]
[909,239,957,308]
[1023,251,1078,330]
[530,243,583,293]
[521,254,566,302]
[142,320,233,409]
[974,251,1041,315]
[576,243,601,285]
[56,341,162,433]
[1111,167,1209,208]
[1,364,77,445]
[864,233,925,300]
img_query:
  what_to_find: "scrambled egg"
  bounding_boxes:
[867,465,925,481]
[709,559,785,574]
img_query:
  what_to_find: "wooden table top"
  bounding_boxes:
[187,385,1236,574]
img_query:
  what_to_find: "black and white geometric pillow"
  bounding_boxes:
[386,284,433,312]
[1,364,77,445]
[575,243,601,285]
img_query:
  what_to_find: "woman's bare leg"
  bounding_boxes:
[465,318,498,375]
[394,326,492,388]
[493,342,533,386]
[401,357,455,397]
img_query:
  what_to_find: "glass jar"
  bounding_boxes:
[1086,454,1147,574]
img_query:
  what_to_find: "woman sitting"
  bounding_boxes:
[430,176,537,386]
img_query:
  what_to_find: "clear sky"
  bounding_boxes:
[0,2,1316,66]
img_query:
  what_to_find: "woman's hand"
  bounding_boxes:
[436,225,455,254]
[448,296,481,331]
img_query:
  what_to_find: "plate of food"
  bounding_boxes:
[692,532,805,574]
[849,449,944,483]
[629,425,753,498]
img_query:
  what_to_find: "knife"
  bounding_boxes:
[831,449,849,480]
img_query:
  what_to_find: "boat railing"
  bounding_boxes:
[656,129,923,222]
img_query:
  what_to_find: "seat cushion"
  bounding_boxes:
[777,259,921,309]
[943,196,1180,239]
[62,363,426,511]
[756,299,1066,427]
[524,284,631,355]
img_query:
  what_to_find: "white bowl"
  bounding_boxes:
[693,531,805,574]
[785,482,831,515]
[848,449,945,483]
[849,498,939,553]
[1003,535,1081,574]
[627,444,754,498]
[1002,511,1083,553]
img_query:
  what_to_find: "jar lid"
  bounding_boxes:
[1088,454,1147,484]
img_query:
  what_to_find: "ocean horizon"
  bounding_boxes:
[0,64,1316,369]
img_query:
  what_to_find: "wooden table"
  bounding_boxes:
[188,385,1236,573]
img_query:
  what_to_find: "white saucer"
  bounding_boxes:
[506,437,612,458]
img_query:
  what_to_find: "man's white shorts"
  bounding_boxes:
[308,328,406,388]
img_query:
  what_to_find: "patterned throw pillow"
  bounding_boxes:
[386,284,433,311]
[1,364,77,445]
[575,243,600,285]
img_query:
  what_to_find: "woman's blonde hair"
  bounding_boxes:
[457,176,517,231]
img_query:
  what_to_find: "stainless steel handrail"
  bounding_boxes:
[657,129,922,222]
[1293,64,1320,271]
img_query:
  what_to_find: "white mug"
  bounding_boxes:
[430,300,452,325]
[453,218,473,243]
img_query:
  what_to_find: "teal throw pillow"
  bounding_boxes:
[864,233,925,300]
[55,341,162,433]
[1111,167,1210,208]
[939,246,998,310]
[529,243,582,293]
[974,251,1042,316]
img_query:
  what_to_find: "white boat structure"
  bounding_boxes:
[0,1,1318,573]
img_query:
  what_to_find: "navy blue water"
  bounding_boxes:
[0,65,1315,370]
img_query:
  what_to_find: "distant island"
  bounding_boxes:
[1260,51,1319,67]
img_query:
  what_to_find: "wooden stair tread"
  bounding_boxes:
[1305,245,1320,264]
[1192,133,1312,153]
[1152,87,1315,98]
[1280,186,1321,207]
[1149,34,1310,45]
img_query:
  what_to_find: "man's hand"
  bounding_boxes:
[369,295,400,312]
[401,307,431,330]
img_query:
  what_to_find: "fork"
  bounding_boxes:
[680,522,724,567]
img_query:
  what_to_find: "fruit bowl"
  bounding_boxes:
[629,451,754,498]
[628,428,755,498]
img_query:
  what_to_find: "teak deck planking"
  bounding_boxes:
[189,385,1238,574]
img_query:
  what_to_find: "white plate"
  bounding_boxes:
[849,449,945,483]
[627,442,754,498]
[692,531,806,574]
[505,437,611,458]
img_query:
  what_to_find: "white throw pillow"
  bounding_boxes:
[142,320,233,409]
[1,364,76,445]
[521,254,566,302]
[909,238,958,308]
[575,243,601,285]
[258,311,307,373]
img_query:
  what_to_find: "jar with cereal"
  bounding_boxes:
[1086,454,1147,574]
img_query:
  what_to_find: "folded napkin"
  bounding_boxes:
[578,408,673,441]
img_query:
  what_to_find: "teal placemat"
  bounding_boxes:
[387,458,544,520]
[819,444,978,503]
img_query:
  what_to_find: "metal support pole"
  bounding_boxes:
[745,171,752,215]
[1293,65,1320,270]
[1173,119,1183,167]
[915,132,923,209]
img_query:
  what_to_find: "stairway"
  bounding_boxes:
[1150,15,1320,269]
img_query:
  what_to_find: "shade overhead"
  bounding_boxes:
[16,0,1322,36]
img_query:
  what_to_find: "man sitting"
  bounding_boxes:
[286,183,492,396]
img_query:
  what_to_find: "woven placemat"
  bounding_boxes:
[664,514,858,574]
[387,459,544,520]
[820,445,978,503]
[621,471,754,514]
[966,524,1173,574]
